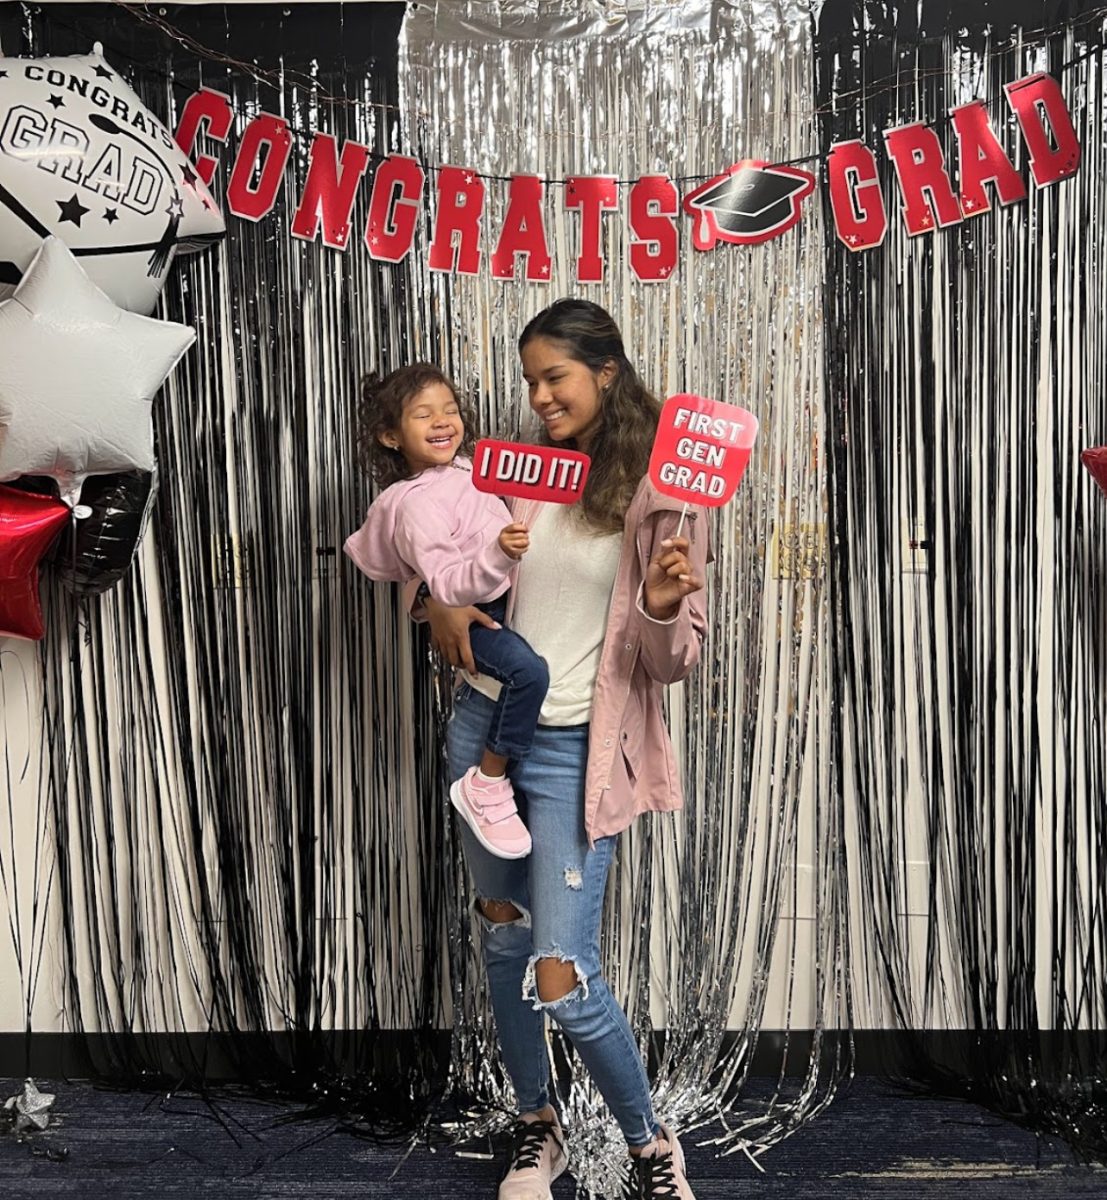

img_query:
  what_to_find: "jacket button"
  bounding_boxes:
[624,642,632,651]
[604,737,612,746]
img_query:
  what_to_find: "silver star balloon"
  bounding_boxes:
[0,236,196,503]
[3,1078,56,1134]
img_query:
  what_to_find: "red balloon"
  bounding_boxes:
[1081,447,1107,498]
[0,484,69,640]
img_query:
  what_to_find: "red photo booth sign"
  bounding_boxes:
[649,394,757,507]
[471,439,591,504]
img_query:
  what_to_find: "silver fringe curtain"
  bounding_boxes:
[398,1,845,1187]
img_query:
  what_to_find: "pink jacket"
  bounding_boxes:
[344,459,517,608]
[409,476,713,843]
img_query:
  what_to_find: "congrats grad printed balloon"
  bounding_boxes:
[0,49,225,314]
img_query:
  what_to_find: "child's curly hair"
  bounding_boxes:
[357,363,478,490]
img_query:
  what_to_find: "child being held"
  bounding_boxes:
[344,364,548,860]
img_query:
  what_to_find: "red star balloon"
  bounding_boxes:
[0,483,69,640]
[1081,446,1107,497]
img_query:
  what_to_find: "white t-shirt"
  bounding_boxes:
[468,503,622,725]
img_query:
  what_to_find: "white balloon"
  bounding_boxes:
[0,49,225,314]
[0,237,196,502]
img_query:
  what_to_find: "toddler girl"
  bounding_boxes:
[344,364,548,860]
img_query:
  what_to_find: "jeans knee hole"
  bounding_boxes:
[523,952,589,1009]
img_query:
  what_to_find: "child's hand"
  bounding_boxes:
[498,523,530,561]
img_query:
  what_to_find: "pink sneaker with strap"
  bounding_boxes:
[449,767,532,859]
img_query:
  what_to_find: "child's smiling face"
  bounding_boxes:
[380,382,465,475]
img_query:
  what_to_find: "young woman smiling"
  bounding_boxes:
[419,299,711,1200]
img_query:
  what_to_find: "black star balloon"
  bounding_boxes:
[0,48,225,314]
[0,237,195,502]
[56,469,158,597]
[0,485,69,640]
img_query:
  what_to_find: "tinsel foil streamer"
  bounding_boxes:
[816,1,1107,1161]
[399,1,846,1189]
[0,3,458,1132]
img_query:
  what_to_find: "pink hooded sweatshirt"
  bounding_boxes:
[343,459,517,607]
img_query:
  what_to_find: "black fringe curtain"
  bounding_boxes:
[816,0,1107,1158]
[0,1,456,1130]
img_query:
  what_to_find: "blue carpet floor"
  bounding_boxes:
[2,1076,1106,1197]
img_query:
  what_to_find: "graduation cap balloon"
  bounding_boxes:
[0,47,225,315]
[682,160,816,249]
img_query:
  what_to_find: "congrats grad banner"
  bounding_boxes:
[171,70,1081,279]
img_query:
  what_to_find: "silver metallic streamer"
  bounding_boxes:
[399,1,844,1190]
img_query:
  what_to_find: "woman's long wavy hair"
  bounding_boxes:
[519,299,660,534]
[356,363,477,490]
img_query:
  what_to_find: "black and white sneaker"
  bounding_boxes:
[622,1123,696,1199]
[498,1115,568,1200]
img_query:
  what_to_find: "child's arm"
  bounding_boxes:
[344,503,406,582]
[395,510,519,608]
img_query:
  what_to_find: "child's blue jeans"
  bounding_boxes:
[447,682,660,1148]
[469,593,548,761]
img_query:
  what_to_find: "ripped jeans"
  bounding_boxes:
[447,683,660,1148]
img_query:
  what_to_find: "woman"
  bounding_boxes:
[419,299,710,1200]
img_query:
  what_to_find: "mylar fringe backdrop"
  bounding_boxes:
[816,3,1107,1158]
[398,1,846,1185]
[1,2,464,1131]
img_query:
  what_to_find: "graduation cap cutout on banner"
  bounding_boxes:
[683,160,816,249]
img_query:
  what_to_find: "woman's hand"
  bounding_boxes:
[644,536,703,621]
[424,595,499,674]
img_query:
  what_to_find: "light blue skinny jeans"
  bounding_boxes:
[447,683,660,1148]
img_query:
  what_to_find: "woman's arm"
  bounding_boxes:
[415,590,499,675]
[636,512,711,685]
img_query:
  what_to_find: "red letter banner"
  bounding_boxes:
[648,394,758,508]
[173,88,233,187]
[884,122,962,235]
[365,155,424,262]
[565,175,617,282]
[949,101,1026,216]
[471,440,591,505]
[827,140,887,251]
[429,165,484,275]
[226,112,292,223]
[1004,73,1081,187]
[291,133,371,250]
[491,174,551,280]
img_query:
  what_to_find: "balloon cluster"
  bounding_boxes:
[0,47,224,638]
